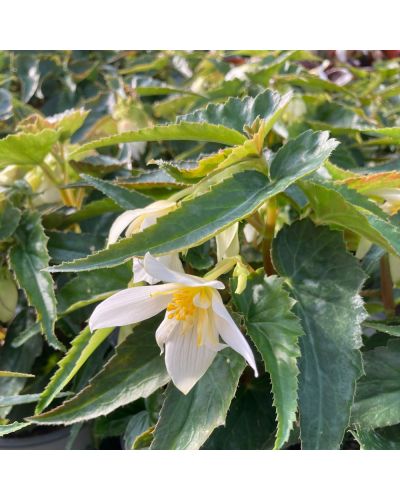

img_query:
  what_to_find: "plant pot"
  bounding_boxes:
[0,425,92,450]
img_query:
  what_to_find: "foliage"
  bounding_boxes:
[2,49,400,449]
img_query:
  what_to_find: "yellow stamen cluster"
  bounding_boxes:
[167,288,199,321]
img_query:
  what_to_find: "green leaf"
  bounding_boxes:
[80,174,152,210]
[93,410,135,442]
[249,51,301,85]
[301,179,400,257]
[132,76,201,97]
[184,242,214,270]
[272,219,366,449]
[0,392,70,407]
[51,108,89,141]
[0,371,34,378]
[0,201,21,240]
[117,170,188,189]
[69,155,128,175]
[150,350,245,450]
[0,89,12,120]
[133,427,155,449]
[232,272,304,449]
[47,230,105,264]
[0,130,59,168]
[58,198,122,227]
[0,311,42,418]
[70,123,247,159]
[275,73,356,98]
[362,127,400,142]
[308,101,372,134]
[177,89,291,135]
[46,170,265,272]
[153,94,198,120]
[35,326,114,414]
[57,263,132,314]
[11,323,41,348]
[9,211,62,351]
[30,316,169,425]
[353,424,400,450]
[0,268,18,323]
[363,321,400,337]
[0,422,31,437]
[49,129,337,273]
[155,152,233,182]
[203,375,277,450]
[269,130,337,181]
[123,411,152,449]
[351,339,400,429]
[16,54,40,103]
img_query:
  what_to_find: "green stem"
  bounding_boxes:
[380,254,396,317]
[39,161,73,206]
[39,161,60,186]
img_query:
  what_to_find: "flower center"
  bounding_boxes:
[167,287,210,321]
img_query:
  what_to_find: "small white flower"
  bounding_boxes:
[107,200,183,284]
[89,253,258,394]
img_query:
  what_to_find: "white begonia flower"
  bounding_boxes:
[107,200,184,285]
[89,253,258,394]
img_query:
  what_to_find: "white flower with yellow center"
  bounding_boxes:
[89,253,258,394]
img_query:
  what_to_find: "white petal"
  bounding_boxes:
[144,199,176,213]
[131,200,176,236]
[370,188,400,203]
[155,315,180,352]
[211,292,258,376]
[132,257,160,285]
[193,292,211,309]
[139,214,158,231]
[89,283,176,331]
[133,253,184,284]
[243,223,258,243]
[355,237,372,260]
[160,252,185,273]
[107,209,145,246]
[111,200,177,243]
[195,308,224,351]
[143,253,224,289]
[216,223,239,261]
[164,323,218,394]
